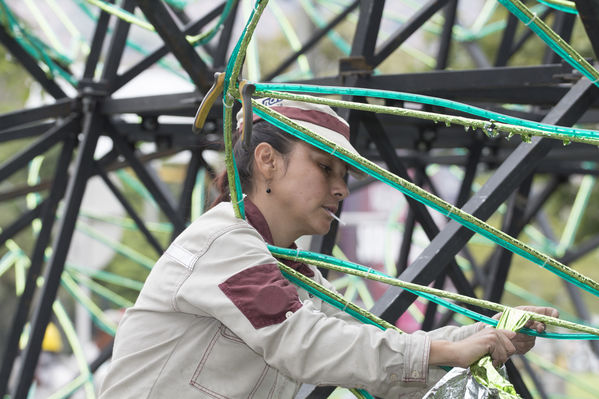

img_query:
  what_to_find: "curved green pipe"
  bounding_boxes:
[253,84,599,143]
[499,0,599,86]
[252,100,599,299]
[271,246,599,339]
[537,0,577,14]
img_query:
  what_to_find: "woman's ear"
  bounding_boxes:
[253,142,277,179]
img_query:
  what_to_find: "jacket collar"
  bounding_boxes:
[244,199,314,278]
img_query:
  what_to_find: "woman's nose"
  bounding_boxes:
[333,179,349,200]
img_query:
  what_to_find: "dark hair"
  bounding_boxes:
[211,121,300,206]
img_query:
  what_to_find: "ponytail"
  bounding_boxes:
[210,121,299,208]
[209,170,230,208]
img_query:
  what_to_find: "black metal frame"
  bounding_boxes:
[0,1,598,397]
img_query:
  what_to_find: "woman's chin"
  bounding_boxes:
[315,221,333,235]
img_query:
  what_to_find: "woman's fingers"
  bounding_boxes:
[516,305,560,318]
[437,328,528,369]
[491,306,560,333]
[489,329,516,367]
[495,306,560,324]
[516,306,559,333]
[524,320,546,333]
[465,329,516,368]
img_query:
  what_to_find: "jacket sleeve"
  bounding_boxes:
[308,259,485,343]
[305,265,377,326]
[426,323,485,342]
[174,226,438,397]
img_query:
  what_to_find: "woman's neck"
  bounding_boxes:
[247,194,298,247]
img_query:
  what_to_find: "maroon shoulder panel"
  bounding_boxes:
[244,199,315,278]
[219,263,302,329]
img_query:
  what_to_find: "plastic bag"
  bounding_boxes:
[423,308,531,399]
[422,363,518,399]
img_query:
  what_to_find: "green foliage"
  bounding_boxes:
[545,177,599,243]
[99,172,171,303]
[0,46,31,113]
[101,238,153,305]
[0,44,35,345]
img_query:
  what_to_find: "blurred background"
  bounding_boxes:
[0,0,598,398]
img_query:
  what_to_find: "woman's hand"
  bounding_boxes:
[505,306,560,354]
[430,328,517,368]
[429,306,559,368]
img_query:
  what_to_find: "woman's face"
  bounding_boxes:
[270,141,349,238]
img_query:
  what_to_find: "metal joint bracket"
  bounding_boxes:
[339,56,374,77]
[240,81,256,151]
[193,72,225,133]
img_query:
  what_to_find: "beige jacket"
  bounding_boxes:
[99,201,481,399]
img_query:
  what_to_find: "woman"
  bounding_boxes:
[99,98,557,398]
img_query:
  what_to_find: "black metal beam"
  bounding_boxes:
[561,277,599,356]
[136,0,211,92]
[421,274,448,331]
[174,151,213,228]
[0,122,56,143]
[212,0,240,69]
[576,0,599,60]
[176,151,200,224]
[0,115,77,183]
[543,12,575,65]
[396,169,425,273]
[101,91,202,116]
[474,175,563,289]
[455,136,484,207]
[505,360,533,399]
[94,162,163,256]
[462,40,492,68]
[397,207,417,273]
[353,63,575,95]
[113,2,227,93]
[294,71,587,105]
[435,0,457,70]
[521,175,566,224]
[495,13,519,67]
[101,0,135,88]
[535,214,599,355]
[339,74,480,322]
[106,121,187,233]
[296,65,587,105]
[167,2,190,25]
[560,233,599,264]
[89,340,114,374]
[384,150,599,169]
[359,108,480,301]
[11,103,101,398]
[373,0,450,67]
[0,135,76,398]
[0,99,73,132]
[508,8,553,61]
[484,176,532,302]
[0,200,46,248]
[370,75,599,322]
[109,122,222,148]
[518,355,550,399]
[264,0,360,81]
[82,0,113,80]
[2,1,599,396]
[350,0,385,61]
[0,25,67,99]
[0,147,203,204]
[311,177,349,268]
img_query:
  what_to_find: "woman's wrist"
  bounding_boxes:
[428,340,457,367]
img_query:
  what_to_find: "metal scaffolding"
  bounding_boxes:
[0,1,598,398]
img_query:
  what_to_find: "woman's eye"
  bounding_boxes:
[319,163,332,174]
